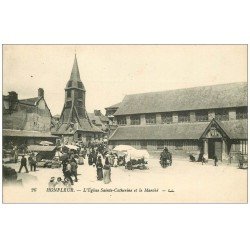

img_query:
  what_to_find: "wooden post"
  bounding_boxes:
[222,139,228,161]
[204,139,208,158]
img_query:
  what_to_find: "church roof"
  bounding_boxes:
[114,82,247,116]
[109,119,247,141]
[54,55,103,135]
[52,117,103,135]
[66,55,85,91]
[109,122,209,140]
[216,119,247,139]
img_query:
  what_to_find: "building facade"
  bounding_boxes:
[51,55,103,144]
[105,102,121,123]
[109,82,248,162]
[3,88,57,146]
[88,110,110,132]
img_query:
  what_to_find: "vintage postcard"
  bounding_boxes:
[2,45,248,203]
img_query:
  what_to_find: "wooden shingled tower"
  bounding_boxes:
[54,55,98,136]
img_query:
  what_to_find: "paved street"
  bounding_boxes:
[3,156,247,203]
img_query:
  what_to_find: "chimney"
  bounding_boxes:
[38,88,44,98]
[8,91,18,112]
[94,110,101,116]
[9,91,18,102]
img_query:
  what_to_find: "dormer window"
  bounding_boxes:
[78,82,83,88]
[178,111,190,123]
[130,115,141,125]
[145,114,156,124]
[117,116,127,125]
[215,109,229,121]
[68,81,72,88]
[161,113,173,124]
[236,107,247,119]
[195,110,208,122]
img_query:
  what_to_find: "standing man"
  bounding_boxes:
[31,154,37,172]
[28,153,37,172]
[160,147,168,168]
[18,155,29,173]
[64,160,74,185]
[214,154,218,166]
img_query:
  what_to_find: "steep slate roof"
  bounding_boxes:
[19,97,41,106]
[109,122,210,141]
[52,118,103,135]
[88,113,103,126]
[99,115,110,123]
[217,120,247,139]
[114,82,247,116]
[53,55,102,135]
[89,112,109,123]
[105,102,122,110]
[109,119,248,141]
[66,55,85,91]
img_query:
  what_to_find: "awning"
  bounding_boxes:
[64,145,79,150]
[28,145,57,152]
[3,129,58,138]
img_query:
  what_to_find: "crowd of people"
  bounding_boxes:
[58,143,114,186]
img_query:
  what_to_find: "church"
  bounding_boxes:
[51,55,103,144]
[109,82,247,163]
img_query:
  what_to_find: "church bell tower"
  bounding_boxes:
[52,54,102,142]
[60,54,87,124]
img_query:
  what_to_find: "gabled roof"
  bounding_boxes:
[200,119,248,140]
[105,102,122,110]
[114,82,247,116]
[88,111,110,124]
[19,97,41,106]
[18,96,52,118]
[88,113,102,126]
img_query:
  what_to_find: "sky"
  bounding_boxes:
[3,45,247,116]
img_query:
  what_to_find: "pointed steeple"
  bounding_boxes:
[66,54,85,91]
[70,54,81,82]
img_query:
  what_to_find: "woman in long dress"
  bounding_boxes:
[103,156,111,184]
[88,151,93,165]
[96,156,103,180]
[113,155,118,167]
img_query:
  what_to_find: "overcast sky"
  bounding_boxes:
[3,45,247,116]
